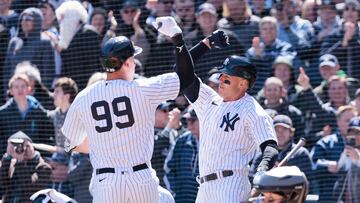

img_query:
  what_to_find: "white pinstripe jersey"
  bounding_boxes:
[61,73,180,169]
[190,82,277,176]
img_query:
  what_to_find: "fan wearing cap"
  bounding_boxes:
[333,116,360,202]
[165,107,200,203]
[0,131,52,203]
[250,115,313,191]
[184,2,244,80]
[179,51,278,201]
[321,0,360,79]
[117,0,150,65]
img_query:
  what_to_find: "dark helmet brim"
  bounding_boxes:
[134,46,143,56]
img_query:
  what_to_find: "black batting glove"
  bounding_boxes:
[207,30,230,49]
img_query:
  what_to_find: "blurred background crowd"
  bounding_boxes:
[1,0,360,202]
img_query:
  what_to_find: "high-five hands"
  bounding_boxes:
[153,16,182,37]
[208,30,230,49]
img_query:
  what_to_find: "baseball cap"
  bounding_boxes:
[273,115,295,131]
[122,0,139,10]
[319,54,339,68]
[344,0,360,11]
[320,0,336,9]
[38,0,58,11]
[46,152,69,165]
[8,131,33,143]
[196,3,217,16]
[157,101,175,110]
[272,56,294,69]
[348,116,360,131]
[182,107,197,119]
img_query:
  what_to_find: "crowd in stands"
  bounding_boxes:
[1,0,360,202]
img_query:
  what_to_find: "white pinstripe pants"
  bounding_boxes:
[91,168,160,203]
[195,175,251,203]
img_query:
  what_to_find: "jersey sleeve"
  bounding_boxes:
[189,82,220,118]
[248,112,277,146]
[139,73,180,107]
[61,101,87,152]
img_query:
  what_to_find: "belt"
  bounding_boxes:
[199,170,234,184]
[96,163,148,175]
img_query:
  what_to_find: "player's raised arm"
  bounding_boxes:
[153,17,194,93]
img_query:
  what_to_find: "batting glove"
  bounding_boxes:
[207,30,230,49]
[152,16,182,37]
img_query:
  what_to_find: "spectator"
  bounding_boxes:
[0,0,19,35]
[3,7,55,90]
[257,56,301,104]
[68,153,93,203]
[90,8,118,46]
[353,88,360,113]
[246,16,298,94]
[207,0,224,19]
[260,77,304,143]
[0,131,52,203]
[324,76,351,112]
[305,0,342,86]
[165,107,199,203]
[0,18,10,104]
[14,61,54,110]
[86,72,106,87]
[310,105,357,202]
[250,0,271,18]
[321,0,360,79]
[273,0,314,55]
[217,0,260,50]
[301,0,320,23]
[152,102,185,187]
[174,0,196,36]
[333,116,360,202]
[46,152,73,198]
[38,0,61,86]
[184,2,244,80]
[0,74,54,156]
[250,115,313,191]
[314,54,360,103]
[54,1,101,90]
[47,77,78,153]
[296,67,338,148]
[117,0,150,64]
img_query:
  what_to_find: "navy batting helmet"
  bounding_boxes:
[100,36,142,72]
[252,166,309,203]
[218,55,257,87]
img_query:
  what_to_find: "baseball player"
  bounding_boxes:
[181,55,279,202]
[61,17,194,203]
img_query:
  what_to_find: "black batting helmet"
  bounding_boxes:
[252,166,309,203]
[100,36,142,72]
[218,55,257,87]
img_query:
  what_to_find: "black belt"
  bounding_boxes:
[199,170,234,184]
[96,163,148,175]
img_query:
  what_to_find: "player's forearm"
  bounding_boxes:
[189,40,210,62]
[257,140,278,172]
[172,34,195,92]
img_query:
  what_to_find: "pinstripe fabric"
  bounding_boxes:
[61,73,179,202]
[189,83,277,202]
[62,73,180,168]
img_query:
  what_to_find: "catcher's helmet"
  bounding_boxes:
[218,55,257,87]
[253,166,309,203]
[100,36,142,72]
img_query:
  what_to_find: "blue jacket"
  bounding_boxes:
[0,96,54,156]
[310,131,346,203]
[165,132,199,203]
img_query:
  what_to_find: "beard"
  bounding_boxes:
[58,17,80,50]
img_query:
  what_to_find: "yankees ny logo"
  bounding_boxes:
[220,112,240,132]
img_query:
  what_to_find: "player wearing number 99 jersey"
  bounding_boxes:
[61,17,194,203]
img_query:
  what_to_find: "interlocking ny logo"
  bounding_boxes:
[220,112,240,132]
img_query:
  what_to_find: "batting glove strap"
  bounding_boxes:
[153,16,182,38]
